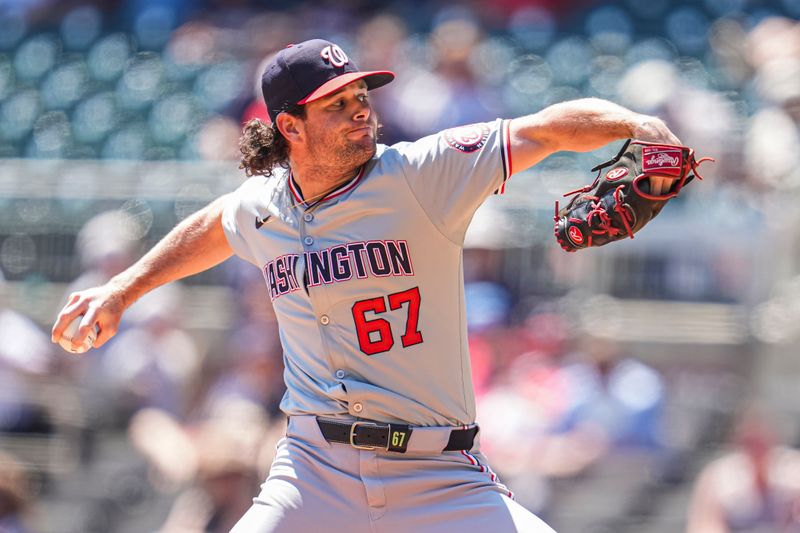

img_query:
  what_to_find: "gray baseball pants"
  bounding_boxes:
[230,415,556,532]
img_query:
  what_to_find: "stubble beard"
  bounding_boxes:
[308,120,378,174]
[338,135,376,168]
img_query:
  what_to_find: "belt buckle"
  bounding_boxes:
[349,421,388,450]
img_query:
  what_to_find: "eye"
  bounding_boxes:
[329,99,345,109]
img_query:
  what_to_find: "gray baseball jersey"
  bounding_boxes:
[222,118,512,427]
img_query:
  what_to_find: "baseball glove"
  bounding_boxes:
[553,139,713,252]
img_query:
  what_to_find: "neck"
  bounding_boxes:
[289,158,361,203]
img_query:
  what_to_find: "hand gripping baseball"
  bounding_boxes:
[553,139,714,252]
[51,284,127,353]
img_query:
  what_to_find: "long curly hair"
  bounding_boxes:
[238,105,306,177]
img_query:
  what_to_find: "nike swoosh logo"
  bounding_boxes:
[255,214,270,229]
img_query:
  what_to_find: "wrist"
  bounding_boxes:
[106,272,142,312]
[630,114,653,140]
[629,114,680,145]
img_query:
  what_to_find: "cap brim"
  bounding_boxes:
[297,70,395,105]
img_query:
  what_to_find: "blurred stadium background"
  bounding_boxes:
[1,0,800,531]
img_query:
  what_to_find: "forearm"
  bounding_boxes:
[52,193,236,349]
[527,98,643,152]
[110,193,234,310]
[510,98,680,171]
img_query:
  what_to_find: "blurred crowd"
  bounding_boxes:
[1,0,800,531]
[0,0,798,191]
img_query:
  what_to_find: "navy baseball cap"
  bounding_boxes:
[261,39,395,122]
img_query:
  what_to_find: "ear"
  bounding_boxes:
[276,113,303,144]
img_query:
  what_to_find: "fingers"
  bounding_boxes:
[650,176,662,195]
[51,293,89,344]
[75,310,100,351]
[91,312,117,348]
[649,175,678,196]
[51,287,122,351]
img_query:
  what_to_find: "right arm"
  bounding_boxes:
[52,194,235,350]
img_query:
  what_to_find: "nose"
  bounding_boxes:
[353,98,370,123]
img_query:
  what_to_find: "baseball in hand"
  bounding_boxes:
[58,316,97,354]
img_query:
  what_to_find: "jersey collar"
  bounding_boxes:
[288,165,366,208]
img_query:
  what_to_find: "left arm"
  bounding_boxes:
[509,98,681,175]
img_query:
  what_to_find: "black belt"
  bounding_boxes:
[317,419,478,454]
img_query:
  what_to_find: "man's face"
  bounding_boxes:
[300,80,378,169]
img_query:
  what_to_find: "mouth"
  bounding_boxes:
[348,125,374,137]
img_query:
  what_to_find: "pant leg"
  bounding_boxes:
[372,450,556,533]
[230,434,374,533]
[231,417,555,533]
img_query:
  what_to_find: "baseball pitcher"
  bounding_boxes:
[53,39,688,532]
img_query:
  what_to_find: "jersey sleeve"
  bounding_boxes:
[394,118,513,241]
[221,177,264,267]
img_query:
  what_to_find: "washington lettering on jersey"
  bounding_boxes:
[264,240,414,300]
[264,254,301,300]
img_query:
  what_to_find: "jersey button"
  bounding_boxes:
[303,213,314,222]
[352,402,363,413]
[303,236,314,246]
[335,369,345,379]
[320,315,330,325]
